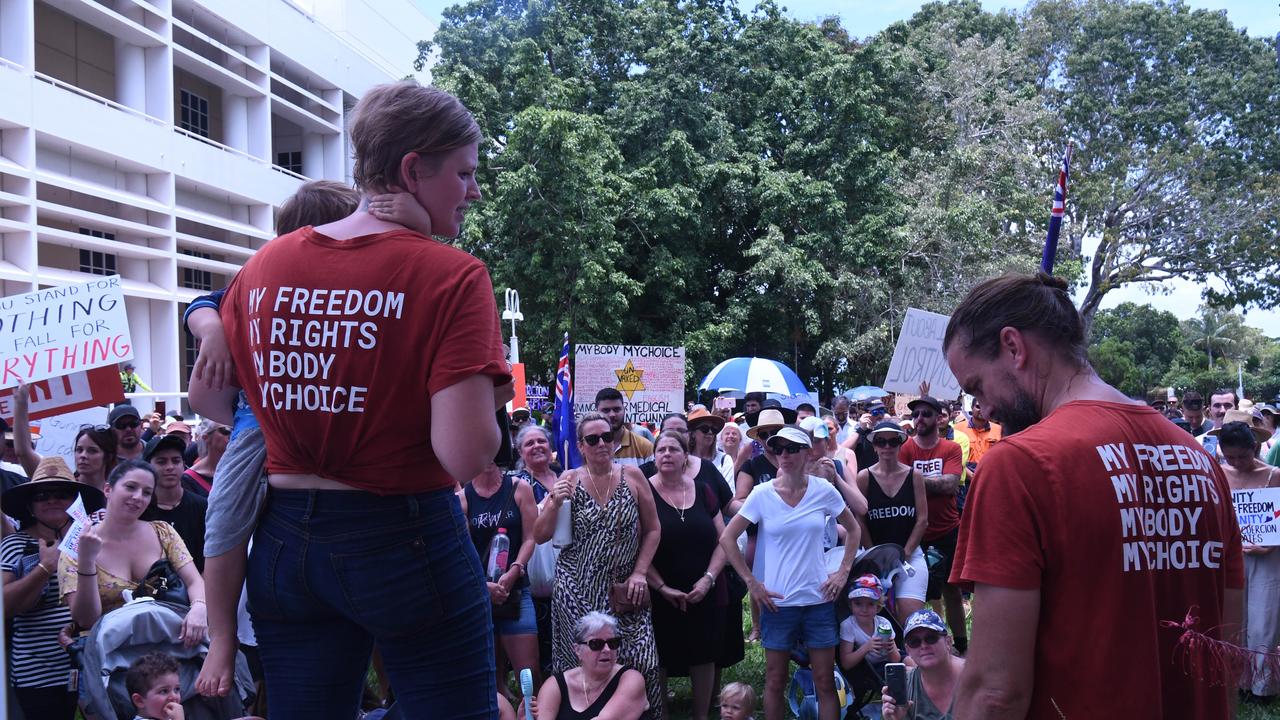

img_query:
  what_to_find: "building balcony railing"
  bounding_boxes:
[34,71,167,127]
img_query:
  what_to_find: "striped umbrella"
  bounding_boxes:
[698,357,810,397]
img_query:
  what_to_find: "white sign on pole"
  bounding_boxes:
[1233,488,1280,548]
[0,275,133,390]
[34,406,110,469]
[573,345,685,424]
[883,308,961,399]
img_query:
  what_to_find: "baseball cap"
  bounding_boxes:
[164,421,192,436]
[903,609,948,637]
[799,416,830,439]
[847,574,884,601]
[869,420,907,437]
[765,426,811,452]
[143,434,187,461]
[907,396,943,413]
[108,404,141,425]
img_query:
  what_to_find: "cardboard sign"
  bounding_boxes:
[58,495,91,559]
[1232,488,1280,547]
[527,383,551,412]
[0,366,123,423]
[33,406,110,469]
[0,276,133,389]
[573,345,685,424]
[883,308,961,399]
[510,363,527,412]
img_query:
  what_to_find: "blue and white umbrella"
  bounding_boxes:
[698,357,810,397]
[843,385,887,402]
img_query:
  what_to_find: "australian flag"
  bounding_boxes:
[1040,144,1072,274]
[551,332,582,470]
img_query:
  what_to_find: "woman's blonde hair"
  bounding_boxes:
[349,81,481,193]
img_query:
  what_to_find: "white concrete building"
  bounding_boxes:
[0,0,434,411]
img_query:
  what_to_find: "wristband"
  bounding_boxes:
[191,599,206,606]
[34,563,52,577]
[655,583,666,591]
[703,571,715,583]
[77,569,98,577]
[509,561,525,576]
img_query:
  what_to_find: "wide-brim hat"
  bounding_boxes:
[744,400,797,433]
[746,408,794,440]
[686,407,726,433]
[869,420,907,437]
[1208,410,1271,444]
[1,416,41,443]
[1,457,105,528]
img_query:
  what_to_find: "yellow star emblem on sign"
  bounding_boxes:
[614,359,646,400]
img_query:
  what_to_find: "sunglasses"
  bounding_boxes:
[581,431,615,447]
[694,425,718,435]
[80,424,111,432]
[771,443,806,455]
[871,408,887,416]
[32,490,75,503]
[216,427,231,436]
[906,632,944,649]
[872,437,903,448]
[578,637,622,651]
[910,410,935,419]
[114,419,141,430]
[755,430,775,440]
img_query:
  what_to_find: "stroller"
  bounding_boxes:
[787,544,913,719]
[71,598,254,720]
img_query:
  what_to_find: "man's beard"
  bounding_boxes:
[995,386,1041,435]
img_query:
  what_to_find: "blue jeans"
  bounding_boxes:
[247,487,497,720]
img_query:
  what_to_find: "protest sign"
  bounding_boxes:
[0,366,123,423]
[0,275,133,389]
[1232,488,1280,547]
[510,363,527,412]
[527,383,551,412]
[58,494,91,560]
[883,308,961,399]
[34,406,110,468]
[574,345,685,424]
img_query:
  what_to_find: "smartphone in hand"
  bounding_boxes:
[885,662,907,704]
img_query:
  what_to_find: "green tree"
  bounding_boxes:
[1180,305,1248,367]
[1088,301,1183,395]
[1023,0,1280,329]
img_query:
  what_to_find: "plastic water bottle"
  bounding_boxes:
[822,514,838,550]
[520,668,535,719]
[553,499,574,549]
[487,528,510,582]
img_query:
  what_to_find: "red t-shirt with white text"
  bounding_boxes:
[222,227,510,494]
[951,401,1244,719]
[898,436,963,540]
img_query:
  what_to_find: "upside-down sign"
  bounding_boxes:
[0,276,134,389]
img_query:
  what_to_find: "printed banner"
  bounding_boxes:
[1232,487,1280,548]
[0,366,123,422]
[527,383,551,412]
[883,308,961,399]
[0,276,133,389]
[573,345,685,424]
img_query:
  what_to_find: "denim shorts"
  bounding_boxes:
[760,602,838,651]
[494,586,537,637]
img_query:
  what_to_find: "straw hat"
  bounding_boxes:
[686,407,726,434]
[1207,410,1271,444]
[1,457,105,528]
[746,408,790,441]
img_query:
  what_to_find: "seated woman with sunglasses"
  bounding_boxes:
[720,426,860,720]
[1,457,105,720]
[533,411,662,717]
[881,609,964,720]
[854,421,928,623]
[59,460,207,648]
[536,611,647,720]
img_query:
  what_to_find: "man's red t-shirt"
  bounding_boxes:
[221,227,510,495]
[898,436,963,540]
[951,401,1244,719]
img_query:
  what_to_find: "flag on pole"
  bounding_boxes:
[552,332,581,470]
[1040,143,1073,275]
[1238,363,1245,401]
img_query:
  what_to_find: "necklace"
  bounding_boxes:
[676,480,690,522]
[580,668,606,706]
[586,466,613,505]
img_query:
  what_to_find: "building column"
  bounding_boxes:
[115,40,145,110]
[302,132,324,179]
[224,94,248,153]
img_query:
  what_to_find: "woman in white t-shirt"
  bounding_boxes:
[719,426,860,720]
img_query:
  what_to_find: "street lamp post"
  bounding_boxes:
[502,288,523,364]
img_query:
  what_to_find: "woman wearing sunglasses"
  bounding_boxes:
[1,457,105,720]
[881,609,964,720]
[854,421,928,623]
[536,611,647,719]
[533,411,662,717]
[720,426,859,720]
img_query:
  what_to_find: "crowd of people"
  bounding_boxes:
[1,79,1278,720]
